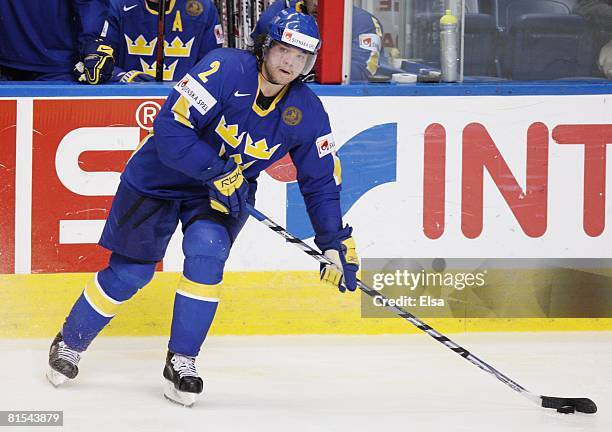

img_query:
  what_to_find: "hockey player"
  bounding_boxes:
[252,0,400,82]
[47,8,359,407]
[350,6,397,82]
[250,0,317,38]
[107,0,224,82]
[0,0,114,84]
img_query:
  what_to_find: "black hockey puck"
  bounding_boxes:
[557,405,575,414]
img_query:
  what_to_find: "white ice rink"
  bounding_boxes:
[1,332,610,432]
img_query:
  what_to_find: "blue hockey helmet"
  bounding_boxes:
[266,8,321,75]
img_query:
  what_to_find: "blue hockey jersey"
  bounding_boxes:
[123,48,343,238]
[0,0,110,74]
[107,0,223,81]
[350,6,387,82]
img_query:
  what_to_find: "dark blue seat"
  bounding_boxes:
[494,0,575,31]
[464,14,498,76]
[494,0,592,79]
[505,14,593,79]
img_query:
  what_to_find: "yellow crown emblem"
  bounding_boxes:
[125,35,157,56]
[164,37,194,57]
[140,59,179,81]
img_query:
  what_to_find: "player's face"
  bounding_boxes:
[263,42,308,85]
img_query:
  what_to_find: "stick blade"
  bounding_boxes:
[541,396,597,414]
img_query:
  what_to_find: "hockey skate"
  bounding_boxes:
[46,332,81,387]
[163,351,204,407]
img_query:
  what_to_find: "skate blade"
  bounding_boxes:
[163,380,197,407]
[46,368,69,387]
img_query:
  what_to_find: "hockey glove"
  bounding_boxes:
[116,70,155,83]
[74,40,114,85]
[205,160,249,218]
[320,231,359,293]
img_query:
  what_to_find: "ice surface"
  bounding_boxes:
[1,332,610,432]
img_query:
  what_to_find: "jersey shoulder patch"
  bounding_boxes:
[359,33,382,52]
[316,133,336,158]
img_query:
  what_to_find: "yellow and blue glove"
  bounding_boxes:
[320,227,359,293]
[205,160,249,217]
[74,39,114,85]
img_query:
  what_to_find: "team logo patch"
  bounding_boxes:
[315,133,336,158]
[359,33,381,52]
[282,106,302,126]
[174,74,217,115]
[281,28,319,52]
[214,24,224,44]
[186,0,203,16]
[283,31,293,42]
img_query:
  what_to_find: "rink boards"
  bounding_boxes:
[1,83,611,335]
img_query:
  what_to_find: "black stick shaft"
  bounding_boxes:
[155,0,167,82]
[226,0,235,48]
[245,203,541,406]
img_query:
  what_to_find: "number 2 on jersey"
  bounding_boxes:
[198,61,220,83]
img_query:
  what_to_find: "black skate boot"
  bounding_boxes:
[163,351,204,407]
[46,332,81,387]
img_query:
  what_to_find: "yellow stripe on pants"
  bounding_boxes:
[83,274,124,318]
[176,276,221,302]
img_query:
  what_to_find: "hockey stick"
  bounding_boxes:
[155,0,168,82]
[226,0,235,48]
[245,203,597,414]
